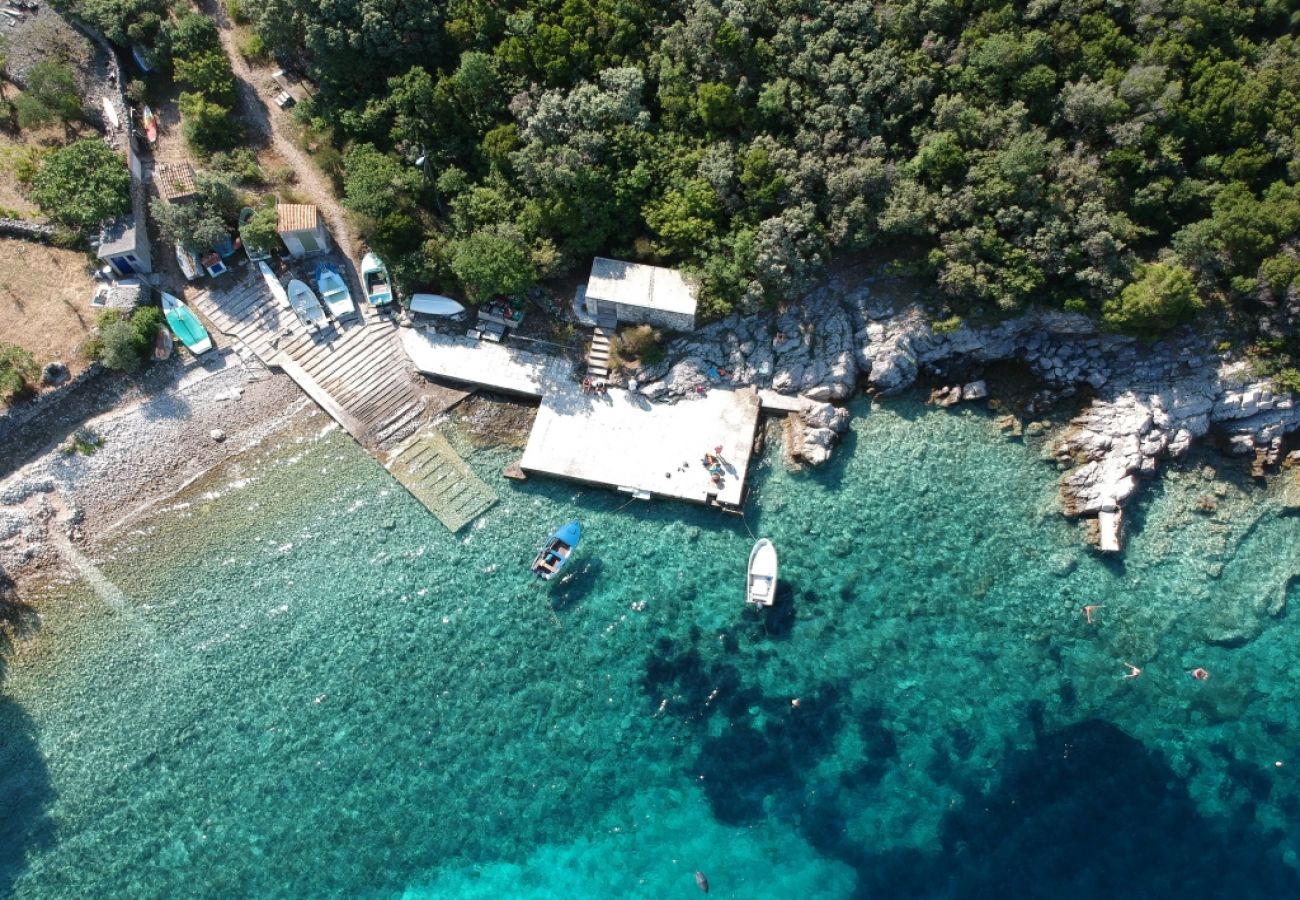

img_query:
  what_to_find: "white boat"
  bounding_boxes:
[258,260,290,308]
[409,293,465,317]
[176,246,203,281]
[315,262,356,320]
[286,278,328,331]
[746,538,778,607]
[360,252,392,306]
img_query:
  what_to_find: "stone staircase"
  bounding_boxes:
[586,312,617,380]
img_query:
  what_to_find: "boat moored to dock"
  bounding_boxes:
[747,538,778,606]
[532,520,582,580]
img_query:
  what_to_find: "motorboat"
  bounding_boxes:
[361,252,392,306]
[315,262,357,320]
[531,520,582,581]
[160,291,212,354]
[286,278,328,331]
[746,538,778,607]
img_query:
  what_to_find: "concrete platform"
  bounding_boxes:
[401,329,573,397]
[520,385,760,507]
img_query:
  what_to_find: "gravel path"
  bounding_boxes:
[199,0,363,285]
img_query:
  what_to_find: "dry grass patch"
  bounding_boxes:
[0,238,99,377]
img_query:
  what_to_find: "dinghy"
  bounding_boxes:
[286,278,328,331]
[746,538,778,607]
[315,262,356,320]
[361,252,393,306]
[160,291,212,354]
[409,293,465,318]
[531,520,582,581]
[140,105,157,144]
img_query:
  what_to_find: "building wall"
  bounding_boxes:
[280,228,330,258]
[607,300,694,332]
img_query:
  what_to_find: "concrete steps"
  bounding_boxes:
[587,312,617,380]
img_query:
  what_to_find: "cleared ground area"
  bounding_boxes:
[0,238,97,377]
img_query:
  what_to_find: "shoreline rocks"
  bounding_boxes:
[629,274,1299,552]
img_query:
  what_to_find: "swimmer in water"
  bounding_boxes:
[1122,662,1142,679]
[1190,667,1210,681]
[1083,604,1103,625]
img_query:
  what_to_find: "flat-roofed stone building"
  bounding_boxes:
[583,257,698,332]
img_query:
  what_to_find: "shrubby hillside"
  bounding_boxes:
[220,3,1300,335]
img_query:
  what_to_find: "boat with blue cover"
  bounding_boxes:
[160,291,212,354]
[531,520,582,581]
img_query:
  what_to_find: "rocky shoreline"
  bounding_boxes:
[626,274,1300,551]
[0,351,307,587]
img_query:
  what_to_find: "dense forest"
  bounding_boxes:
[74,1,1300,346]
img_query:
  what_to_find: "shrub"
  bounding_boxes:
[209,148,263,185]
[238,33,267,63]
[448,228,536,300]
[931,314,963,333]
[226,0,250,25]
[0,342,38,401]
[94,307,161,372]
[179,92,241,156]
[174,50,237,106]
[12,61,81,130]
[611,324,665,370]
[1102,264,1203,337]
[1275,368,1300,396]
[31,139,130,228]
[240,203,279,254]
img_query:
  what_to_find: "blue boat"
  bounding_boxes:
[531,520,582,581]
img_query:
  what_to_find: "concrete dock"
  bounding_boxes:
[402,330,765,508]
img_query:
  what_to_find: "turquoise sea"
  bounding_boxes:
[2,395,1299,898]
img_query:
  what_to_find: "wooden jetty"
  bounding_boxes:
[189,266,494,530]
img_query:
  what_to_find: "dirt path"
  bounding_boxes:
[199,0,363,285]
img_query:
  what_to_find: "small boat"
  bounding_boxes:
[176,245,203,281]
[101,96,120,130]
[160,291,212,354]
[140,105,158,144]
[746,538,778,607]
[360,252,393,306]
[409,293,465,318]
[239,208,271,261]
[131,45,155,73]
[286,278,328,331]
[315,262,356,320]
[258,260,292,312]
[531,520,582,581]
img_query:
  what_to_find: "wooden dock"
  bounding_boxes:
[188,265,490,530]
[386,427,497,531]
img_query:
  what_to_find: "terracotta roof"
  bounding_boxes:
[277,203,322,233]
[155,162,198,202]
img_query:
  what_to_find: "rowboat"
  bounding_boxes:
[140,105,157,144]
[409,293,465,317]
[746,538,778,607]
[238,207,271,261]
[160,291,212,354]
[286,278,328,331]
[531,520,582,581]
[258,260,291,313]
[176,246,203,281]
[360,252,392,306]
[315,262,356,320]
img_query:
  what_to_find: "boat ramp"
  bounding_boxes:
[188,267,496,531]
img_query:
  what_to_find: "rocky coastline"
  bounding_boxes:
[627,274,1300,551]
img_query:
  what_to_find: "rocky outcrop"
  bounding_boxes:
[615,273,1299,549]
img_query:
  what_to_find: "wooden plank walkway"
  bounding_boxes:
[385,427,497,532]
[187,266,488,529]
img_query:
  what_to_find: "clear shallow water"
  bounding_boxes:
[2,399,1299,898]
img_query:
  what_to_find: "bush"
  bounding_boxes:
[179,92,240,156]
[226,0,250,24]
[31,139,130,228]
[1275,368,1300,396]
[240,203,279,255]
[209,148,263,185]
[174,50,237,106]
[0,342,38,401]
[613,324,665,367]
[12,61,81,130]
[238,33,267,63]
[94,307,161,372]
[1102,264,1203,337]
[931,314,963,334]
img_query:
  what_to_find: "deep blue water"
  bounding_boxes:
[2,397,1299,898]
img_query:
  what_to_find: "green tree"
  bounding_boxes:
[150,197,228,252]
[13,61,81,130]
[174,50,237,106]
[94,306,161,373]
[241,204,279,254]
[695,82,740,131]
[448,227,536,299]
[342,143,423,221]
[179,92,240,156]
[0,342,38,402]
[31,139,130,228]
[1102,263,1202,335]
